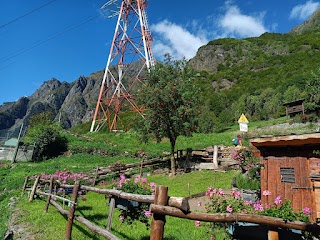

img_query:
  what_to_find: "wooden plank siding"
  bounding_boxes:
[251,134,320,223]
[261,156,315,220]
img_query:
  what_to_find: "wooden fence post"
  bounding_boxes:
[21,176,29,197]
[93,166,99,186]
[66,181,80,240]
[44,177,54,212]
[29,175,40,202]
[213,145,218,169]
[106,197,115,231]
[268,227,279,240]
[150,185,168,240]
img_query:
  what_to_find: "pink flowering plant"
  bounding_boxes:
[232,147,261,190]
[113,174,156,228]
[205,187,310,222]
[203,187,311,239]
[38,170,94,201]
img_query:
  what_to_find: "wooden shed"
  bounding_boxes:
[250,133,320,222]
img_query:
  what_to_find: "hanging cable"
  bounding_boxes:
[0,0,58,29]
[0,14,99,69]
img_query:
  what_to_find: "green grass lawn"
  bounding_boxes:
[14,170,237,240]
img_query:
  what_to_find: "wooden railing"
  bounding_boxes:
[23,176,320,240]
[23,176,189,240]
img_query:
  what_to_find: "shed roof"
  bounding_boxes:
[282,98,305,107]
[4,138,18,147]
[250,133,320,147]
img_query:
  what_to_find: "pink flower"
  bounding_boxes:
[149,182,156,187]
[254,203,264,212]
[205,187,216,198]
[81,195,86,201]
[274,196,282,205]
[194,220,201,227]
[197,201,202,207]
[141,178,147,184]
[231,190,241,198]
[120,174,126,181]
[218,188,224,196]
[134,176,140,183]
[263,190,271,196]
[226,205,233,213]
[145,210,152,217]
[303,207,311,214]
[119,215,124,222]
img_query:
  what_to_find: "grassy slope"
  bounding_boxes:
[1,117,317,239]
[0,128,237,239]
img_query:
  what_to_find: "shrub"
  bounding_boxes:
[111,174,155,228]
[24,112,68,161]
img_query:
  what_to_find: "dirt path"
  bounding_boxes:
[4,197,35,240]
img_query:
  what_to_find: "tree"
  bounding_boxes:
[305,68,320,114]
[137,56,200,175]
[24,112,68,161]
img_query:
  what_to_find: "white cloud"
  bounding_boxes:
[151,20,208,60]
[150,3,269,60]
[218,5,268,38]
[290,1,320,20]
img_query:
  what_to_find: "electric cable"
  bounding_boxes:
[0,0,58,29]
[0,14,100,69]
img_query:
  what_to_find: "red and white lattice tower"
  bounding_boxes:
[90,0,154,132]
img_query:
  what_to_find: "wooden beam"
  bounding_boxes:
[66,182,80,240]
[150,204,320,234]
[50,199,120,240]
[150,186,168,240]
[44,177,54,212]
[106,197,115,231]
[21,176,29,197]
[59,184,189,211]
[29,175,40,202]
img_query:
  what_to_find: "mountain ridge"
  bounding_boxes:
[1,9,320,135]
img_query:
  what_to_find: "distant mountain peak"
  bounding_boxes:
[290,8,320,34]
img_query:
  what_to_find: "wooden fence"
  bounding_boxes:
[92,146,237,184]
[23,176,320,240]
[23,176,189,240]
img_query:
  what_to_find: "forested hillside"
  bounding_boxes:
[190,27,320,131]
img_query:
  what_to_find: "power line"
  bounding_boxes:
[0,0,58,29]
[0,15,99,69]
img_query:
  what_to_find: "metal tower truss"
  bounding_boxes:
[90,0,154,132]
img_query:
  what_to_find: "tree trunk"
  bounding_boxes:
[170,141,176,176]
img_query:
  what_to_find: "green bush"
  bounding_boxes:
[24,112,68,161]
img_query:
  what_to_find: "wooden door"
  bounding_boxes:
[314,181,320,220]
[261,156,313,217]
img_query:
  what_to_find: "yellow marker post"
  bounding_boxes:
[238,114,249,132]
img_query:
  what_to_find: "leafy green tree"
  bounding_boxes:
[24,112,68,161]
[305,68,320,114]
[137,56,200,175]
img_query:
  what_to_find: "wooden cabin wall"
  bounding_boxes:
[259,146,318,221]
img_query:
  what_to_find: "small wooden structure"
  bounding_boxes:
[283,99,305,118]
[251,133,320,222]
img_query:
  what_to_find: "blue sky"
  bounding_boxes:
[0,0,319,105]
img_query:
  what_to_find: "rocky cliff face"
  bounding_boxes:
[0,70,103,135]
[290,8,320,34]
